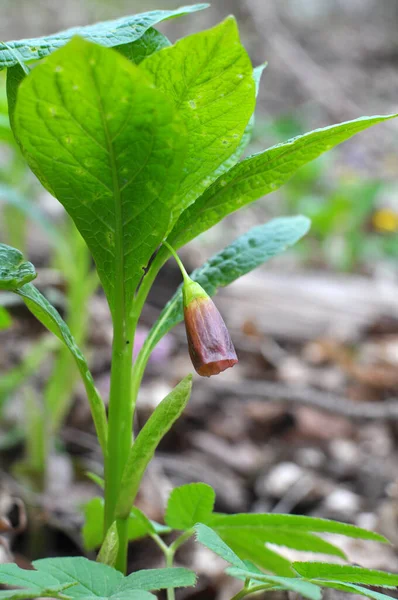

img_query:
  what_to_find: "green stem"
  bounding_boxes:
[151,530,194,600]
[230,584,276,600]
[166,549,176,600]
[162,240,190,283]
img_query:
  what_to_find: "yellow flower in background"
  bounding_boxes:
[372,208,398,232]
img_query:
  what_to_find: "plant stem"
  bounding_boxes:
[151,530,194,600]
[230,584,276,600]
[166,549,176,600]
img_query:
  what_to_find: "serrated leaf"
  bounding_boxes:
[226,567,322,600]
[14,38,187,314]
[163,113,398,257]
[97,522,119,568]
[165,483,215,530]
[222,528,346,559]
[0,243,36,290]
[137,216,310,360]
[220,530,294,576]
[116,376,192,519]
[83,498,169,551]
[315,581,398,600]
[194,523,247,569]
[293,563,398,587]
[142,17,255,206]
[115,28,170,65]
[120,568,196,591]
[0,5,209,70]
[206,513,388,543]
[0,563,65,591]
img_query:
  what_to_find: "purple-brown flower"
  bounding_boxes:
[183,279,238,377]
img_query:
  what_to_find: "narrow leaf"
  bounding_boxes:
[116,376,192,518]
[293,563,398,587]
[138,216,310,360]
[142,17,256,206]
[97,522,119,568]
[15,282,108,454]
[227,568,322,600]
[315,581,398,600]
[165,113,398,254]
[194,523,247,569]
[165,483,215,530]
[14,38,187,314]
[207,513,388,543]
[120,568,196,591]
[0,5,209,70]
[0,306,11,330]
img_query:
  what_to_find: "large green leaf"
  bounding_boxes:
[142,17,256,206]
[13,38,187,314]
[293,563,398,587]
[0,5,208,70]
[137,216,310,363]
[161,113,398,258]
[165,483,215,530]
[226,567,322,600]
[207,513,388,543]
[222,531,294,577]
[0,243,107,453]
[116,375,192,518]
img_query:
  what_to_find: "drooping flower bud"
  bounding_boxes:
[182,278,238,377]
[163,241,238,377]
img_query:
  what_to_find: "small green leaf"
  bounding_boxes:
[115,28,170,64]
[165,483,215,530]
[142,17,255,207]
[86,472,105,489]
[206,513,388,543]
[138,216,310,359]
[0,306,11,330]
[97,522,119,568]
[116,375,193,518]
[14,38,187,315]
[227,567,322,600]
[194,523,247,569]
[293,563,398,587]
[83,498,169,551]
[165,113,398,254]
[0,243,36,290]
[120,568,196,591]
[0,5,209,70]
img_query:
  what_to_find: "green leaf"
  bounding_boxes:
[0,5,209,70]
[165,483,215,530]
[0,243,36,290]
[120,568,196,591]
[115,28,170,65]
[97,522,119,568]
[220,530,294,576]
[226,567,322,600]
[138,216,310,359]
[116,375,193,518]
[220,528,346,559]
[0,244,107,454]
[165,113,398,254]
[0,563,69,592]
[293,563,398,587]
[0,306,11,330]
[194,523,247,569]
[14,38,187,314]
[314,581,398,600]
[83,498,169,551]
[142,17,256,206]
[15,282,108,454]
[207,513,388,543]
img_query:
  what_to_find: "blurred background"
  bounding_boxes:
[0,1,398,598]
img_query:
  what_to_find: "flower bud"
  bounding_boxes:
[183,278,238,377]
